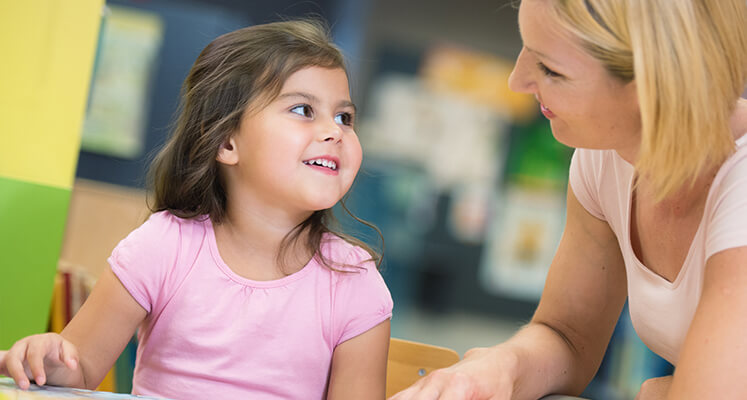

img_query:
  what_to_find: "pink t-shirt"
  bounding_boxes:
[569,134,747,364]
[108,211,393,399]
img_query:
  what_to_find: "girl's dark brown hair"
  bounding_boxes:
[147,19,382,271]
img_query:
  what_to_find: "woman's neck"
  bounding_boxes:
[628,97,747,213]
[635,168,716,218]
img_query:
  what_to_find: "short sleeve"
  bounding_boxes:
[705,151,747,258]
[569,149,606,219]
[108,211,195,313]
[331,245,393,346]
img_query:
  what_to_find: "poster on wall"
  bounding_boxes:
[80,5,164,159]
[480,184,566,301]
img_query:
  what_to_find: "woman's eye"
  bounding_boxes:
[537,62,562,78]
[334,112,353,126]
[290,104,313,118]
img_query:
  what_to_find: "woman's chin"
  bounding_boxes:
[549,123,576,148]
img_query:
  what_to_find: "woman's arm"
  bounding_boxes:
[390,185,628,399]
[667,245,747,399]
[326,320,391,400]
[517,185,629,397]
[1,268,146,389]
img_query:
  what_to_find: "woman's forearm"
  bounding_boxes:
[498,322,593,400]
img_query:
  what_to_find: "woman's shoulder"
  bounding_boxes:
[703,134,747,258]
[712,134,747,192]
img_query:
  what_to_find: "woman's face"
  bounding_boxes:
[508,0,641,159]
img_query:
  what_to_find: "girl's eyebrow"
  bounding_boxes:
[278,92,357,112]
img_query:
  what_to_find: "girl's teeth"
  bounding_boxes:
[305,159,337,170]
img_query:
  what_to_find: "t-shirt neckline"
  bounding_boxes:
[203,217,316,288]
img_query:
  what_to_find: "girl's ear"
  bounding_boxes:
[216,136,239,165]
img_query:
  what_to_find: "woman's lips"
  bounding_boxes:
[540,103,556,119]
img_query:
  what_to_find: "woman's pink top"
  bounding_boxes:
[569,134,747,364]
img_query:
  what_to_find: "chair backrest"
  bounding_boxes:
[386,337,461,398]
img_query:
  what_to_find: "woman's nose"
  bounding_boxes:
[508,48,535,94]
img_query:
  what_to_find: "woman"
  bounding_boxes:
[391,0,747,399]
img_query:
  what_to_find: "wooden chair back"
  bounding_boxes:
[386,337,461,398]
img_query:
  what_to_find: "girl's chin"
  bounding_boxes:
[307,198,342,212]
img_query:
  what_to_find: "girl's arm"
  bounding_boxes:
[326,320,391,400]
[666,246,747,399]
[1,268,146,389]
[390,185,628,399]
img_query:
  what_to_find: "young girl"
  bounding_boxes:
[0,19,393,400]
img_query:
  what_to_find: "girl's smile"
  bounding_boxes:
[303,155,340,175]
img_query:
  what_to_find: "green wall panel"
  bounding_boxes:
[0,176,71,348]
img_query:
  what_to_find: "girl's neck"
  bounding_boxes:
[213,206,314,280]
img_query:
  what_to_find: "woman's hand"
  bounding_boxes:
[0,333,84,389]
[388,345,518,400]
[635,375,672,400]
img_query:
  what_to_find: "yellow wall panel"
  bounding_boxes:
[0,0,103,189]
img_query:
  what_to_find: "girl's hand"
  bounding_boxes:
[388,346,517,400]
[0,333,83,389]
[635,375,672,400]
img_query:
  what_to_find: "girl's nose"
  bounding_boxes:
[508,48,535,94]
[319,119,343,142]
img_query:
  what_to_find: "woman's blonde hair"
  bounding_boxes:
[549,0,747,200]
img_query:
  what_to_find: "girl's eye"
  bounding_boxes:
[537,62,562,78]
[290,104,313,118]
[334,112,353,126]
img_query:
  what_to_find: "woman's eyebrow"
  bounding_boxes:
[525,46,561,65]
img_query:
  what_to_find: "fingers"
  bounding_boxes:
[389,370,451,400]
[26,341,48,386]
[59,340,79,371]
[27,334,68,387]
[389,368,499,400]
[4,340,32,389]
[1,334,75,390]
[435,377,474,400]
[408,385,442,400]
[390,384,440,400]
[0,350,7,375]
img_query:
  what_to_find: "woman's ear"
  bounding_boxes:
[216,136,239,165]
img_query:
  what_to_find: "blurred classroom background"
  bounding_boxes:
[1,0,673,398]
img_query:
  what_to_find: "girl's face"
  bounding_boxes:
[508,0,641,159]
[220,66,361,218]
